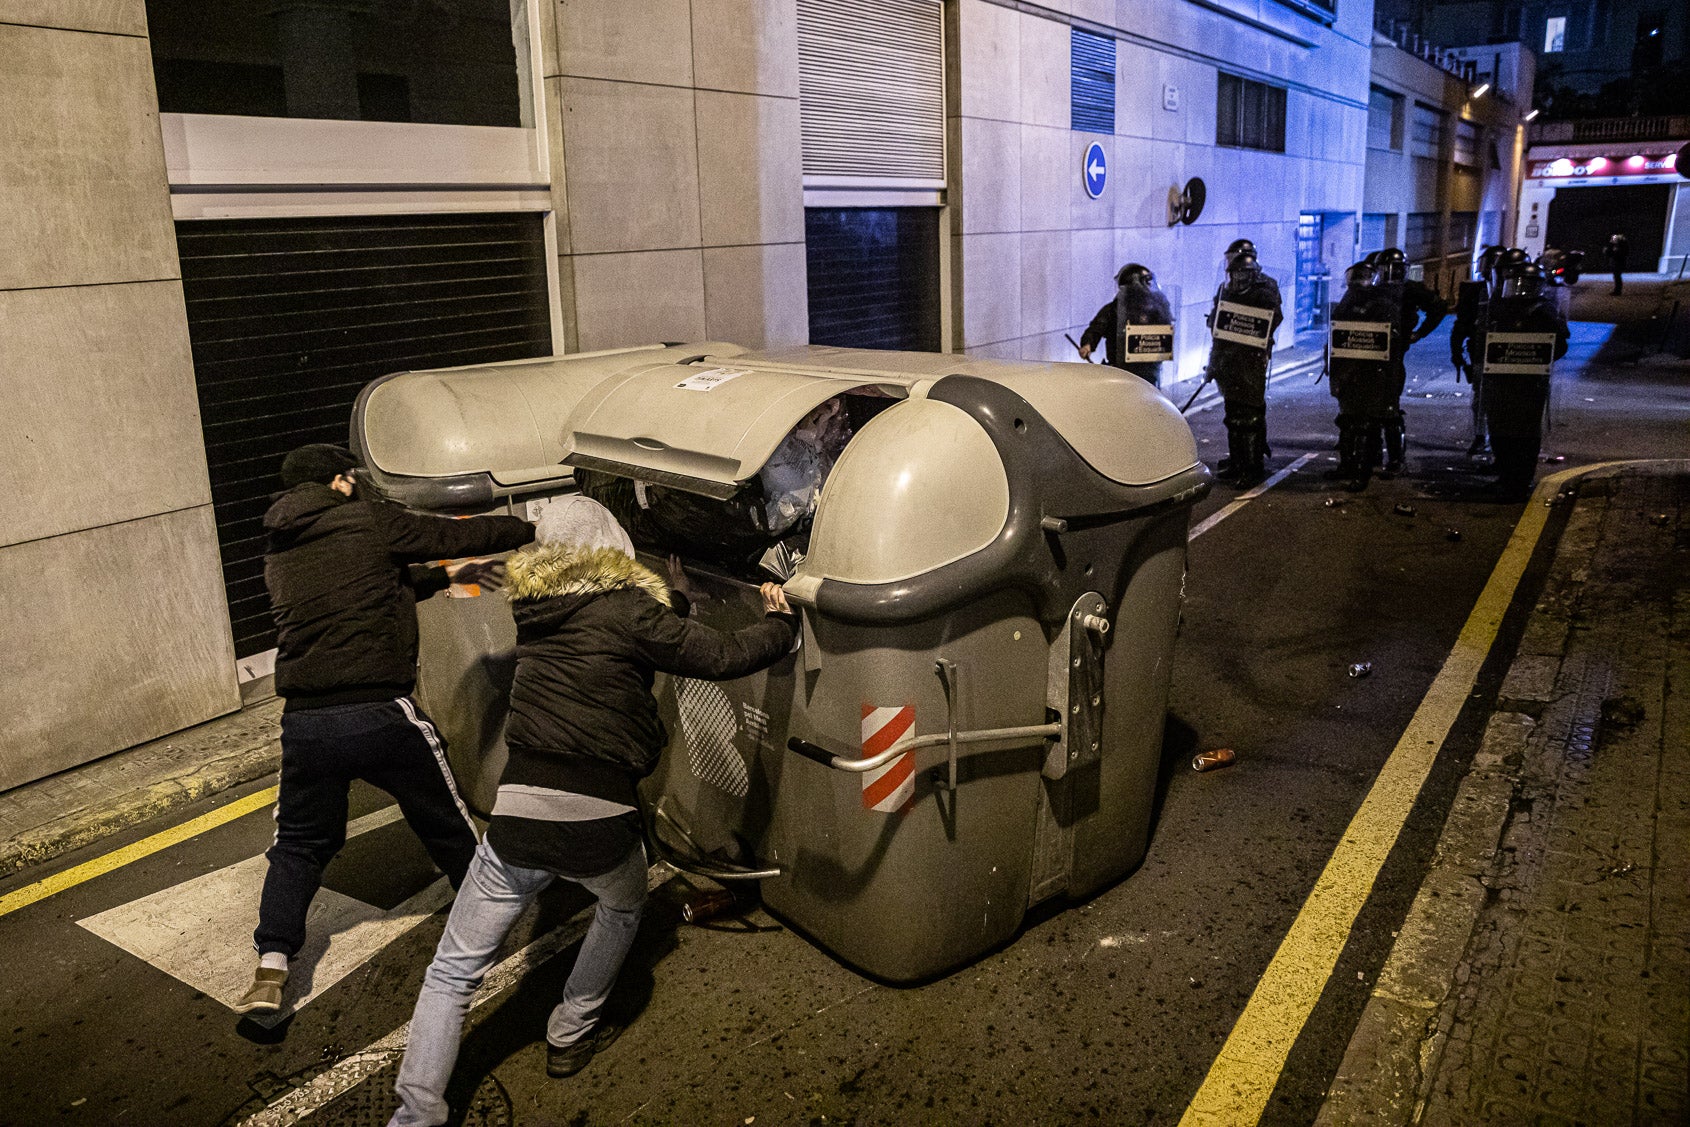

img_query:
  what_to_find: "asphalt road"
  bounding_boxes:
[1,288,1685,1127]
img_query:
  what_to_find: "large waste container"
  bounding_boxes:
[352,343,1210,982]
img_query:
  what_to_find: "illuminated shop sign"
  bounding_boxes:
[1530,153,1678,179]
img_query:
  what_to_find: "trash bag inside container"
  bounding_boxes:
[575,394,865,574]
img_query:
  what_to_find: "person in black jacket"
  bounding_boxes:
[236,444,534,1016]
[1205,249,1283,488]
[389,495,797,1127]
[1077,263,1176,385]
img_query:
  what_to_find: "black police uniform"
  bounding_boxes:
[1327,272,1397,488]
[1482,277,1569,498]
[1374,273,1446,470]
[1449,277,1491,456]
[1205,264,1282,486]
[1080,280,1175,384]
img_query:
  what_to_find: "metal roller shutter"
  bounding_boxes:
[177,212,552,659]
[798,0,944,181]
[806,207,941,351]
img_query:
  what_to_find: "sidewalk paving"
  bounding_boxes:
[1319,464,1689,1125]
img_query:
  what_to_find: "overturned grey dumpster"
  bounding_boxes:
[352,343,1209,982]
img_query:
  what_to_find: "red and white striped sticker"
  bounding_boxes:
[860,704,916,812]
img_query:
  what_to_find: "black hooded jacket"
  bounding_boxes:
[263,484,534,710]
[498,545,796,803]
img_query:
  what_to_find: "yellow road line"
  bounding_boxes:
[1179,461,1642,1125]
[0,785,279,920]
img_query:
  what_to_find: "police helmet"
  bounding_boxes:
[1226,250,1262,279]
[1223,238,1256,266]
[1498,262,1546,301]
[1116,263,1157,289]
[1344,262,1376,288]
[1375,247,1408,283]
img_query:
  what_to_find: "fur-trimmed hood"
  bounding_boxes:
[504,544,671,606]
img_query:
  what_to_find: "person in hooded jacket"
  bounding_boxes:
[389,496,797,1127]
[1077,263,1176,385]
[237,444,535,1016]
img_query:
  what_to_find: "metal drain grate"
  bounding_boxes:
[675,678,751,798]
[220,1058,511,1126]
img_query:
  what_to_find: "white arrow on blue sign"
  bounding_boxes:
[1083,142,1108,199]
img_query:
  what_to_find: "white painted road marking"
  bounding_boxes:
[78,805,443,1026]
[1190,453,1320,540]
[235,862,678,1127]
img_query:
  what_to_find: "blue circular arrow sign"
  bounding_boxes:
[1082,142,1108,199]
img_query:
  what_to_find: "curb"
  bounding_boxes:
[1313,468,1610,1125]
[0,711,283,880]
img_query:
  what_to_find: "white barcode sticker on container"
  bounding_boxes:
[675,367,749,391]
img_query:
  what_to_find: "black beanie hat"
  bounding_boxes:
[280,444,361,488]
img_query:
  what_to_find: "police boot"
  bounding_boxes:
[1323,416,1353,479]
[1232,421,1267,489]
[1215,425,1248,483]
[1341,425,1370,491]
[1363,424,1384,476]
[1380,411,1406,478]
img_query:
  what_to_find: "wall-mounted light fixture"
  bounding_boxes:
[1523,109,1541,121]
[1471,82,1491,98]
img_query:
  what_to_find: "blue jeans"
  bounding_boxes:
[389,837,647,1127]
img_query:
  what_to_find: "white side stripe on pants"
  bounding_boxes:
[396,696,479,834]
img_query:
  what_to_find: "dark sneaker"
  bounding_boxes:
[546,1022,624,1079]
[233,967,288,1015]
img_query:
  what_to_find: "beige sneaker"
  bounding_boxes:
[233,967,288,1015]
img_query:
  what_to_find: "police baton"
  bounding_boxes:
[1064,333,1095,362]
[1179,369,1213,413]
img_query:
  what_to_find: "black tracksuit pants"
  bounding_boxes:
[255,698,478,957]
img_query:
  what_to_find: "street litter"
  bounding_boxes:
[1324,497,1348,508]
[1542,454,1565,463]
[1191,748,1236,772]
[1649,513,1670,527]
[1393,503,1416,517]
[1348,662,1373,678]
[1446,528,1463,541]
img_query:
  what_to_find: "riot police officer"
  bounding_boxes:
[1370,247,1447,476]
[1205,248,1282,487]
[1078,263,1176,384]
[1325,262,1396,490]
[1450,246,1504,458]
[1482,262,1569,499]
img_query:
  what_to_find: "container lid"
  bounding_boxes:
[560,358,907,499]
[352,344,746,506]
[734,346,1197,486]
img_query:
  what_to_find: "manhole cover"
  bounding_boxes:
[221,1056,511,1126]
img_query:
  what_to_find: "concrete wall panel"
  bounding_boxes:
[0,1,146,35]
[1069,227,1115,327]
[696,90,803,247]
[703,242,807,349]
[1019,123,1070,233]
[1019,229,1071,337]
[959,116,1023,234]
[560,77,701,254]
[959,232,1022,348]
[0,23,176,289]
[956,0,1019,122]
[1018,14,1068,130]
[554,0,693,85]
[1116,40,1161,140]
[691,0,798,97]
[0,280,210,548]
[0,506,238,792]
[571,249,706,351]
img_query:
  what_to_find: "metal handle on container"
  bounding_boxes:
[785,657,1063,776]
[646,801,783,882]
